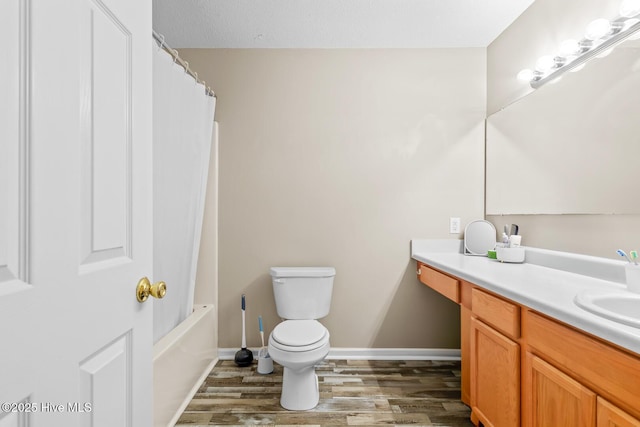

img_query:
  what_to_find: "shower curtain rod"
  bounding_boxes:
[152,30,216,98]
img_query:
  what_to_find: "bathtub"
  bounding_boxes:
[153,304,218,427]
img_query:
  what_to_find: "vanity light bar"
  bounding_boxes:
[520,3,640,89]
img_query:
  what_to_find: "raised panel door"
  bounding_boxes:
[597,397,640,427]
[525,353,596,427]
[470,317,520,427]
[0,0,153,426]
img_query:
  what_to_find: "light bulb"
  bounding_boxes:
[559,39,581,57]
[585,18,611,40]
[620,0,640,18]
[535,55,556,72]
[517,69,534,81]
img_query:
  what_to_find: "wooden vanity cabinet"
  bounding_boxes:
[416,261,640,427]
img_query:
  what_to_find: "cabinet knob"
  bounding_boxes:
[417,269,421,275]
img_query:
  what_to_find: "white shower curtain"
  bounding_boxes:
[152,42,216,343]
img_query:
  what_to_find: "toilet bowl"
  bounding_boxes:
[268,266,335,411]
[268,319,330,410]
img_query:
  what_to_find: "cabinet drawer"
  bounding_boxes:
[471,288,520,339]
[418,264,459,303]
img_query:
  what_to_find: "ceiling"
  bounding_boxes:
[152,0,535,48]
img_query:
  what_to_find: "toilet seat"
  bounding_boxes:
[270,320,329,352]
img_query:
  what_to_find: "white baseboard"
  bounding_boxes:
[326,348,461,360]
[218,347,460,361]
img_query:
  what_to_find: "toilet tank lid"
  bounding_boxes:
[270,267,336,278]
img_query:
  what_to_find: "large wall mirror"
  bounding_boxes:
[486,36,640,215]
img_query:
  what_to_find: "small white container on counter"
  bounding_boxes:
[497,247,525,263]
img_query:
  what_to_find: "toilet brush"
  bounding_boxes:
[234,294,253,367]
[258,315,267,358]
[257,315,273,374]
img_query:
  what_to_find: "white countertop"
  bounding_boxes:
[411,239,640,355]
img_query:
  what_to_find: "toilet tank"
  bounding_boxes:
[270,267,335,320]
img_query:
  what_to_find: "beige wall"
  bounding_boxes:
[487,0,639,259]
[181,49,486,348]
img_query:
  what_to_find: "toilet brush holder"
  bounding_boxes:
[256,316,273,374]
[257,353,273,374]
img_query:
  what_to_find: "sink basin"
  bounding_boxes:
[574,289,640,328]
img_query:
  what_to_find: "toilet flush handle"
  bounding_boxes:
[273,279,285,284]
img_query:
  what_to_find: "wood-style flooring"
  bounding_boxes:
[175,359,474,426]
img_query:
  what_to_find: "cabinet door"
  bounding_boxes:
[597,398,640,427]
[524,353,596,427]
[470,318,520,427]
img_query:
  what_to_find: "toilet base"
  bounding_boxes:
[280,366,319,410]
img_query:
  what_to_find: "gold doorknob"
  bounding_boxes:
[136,277,167,302]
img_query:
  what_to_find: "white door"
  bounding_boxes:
[0,0,153,426]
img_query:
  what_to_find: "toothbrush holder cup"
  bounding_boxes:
[624,264,640,293]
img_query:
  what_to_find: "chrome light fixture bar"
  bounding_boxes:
[530,19,640,88]
[520,1,640,89]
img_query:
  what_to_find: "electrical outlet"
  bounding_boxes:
[449,217,461,234]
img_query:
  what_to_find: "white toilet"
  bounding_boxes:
[267,266,335,410]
